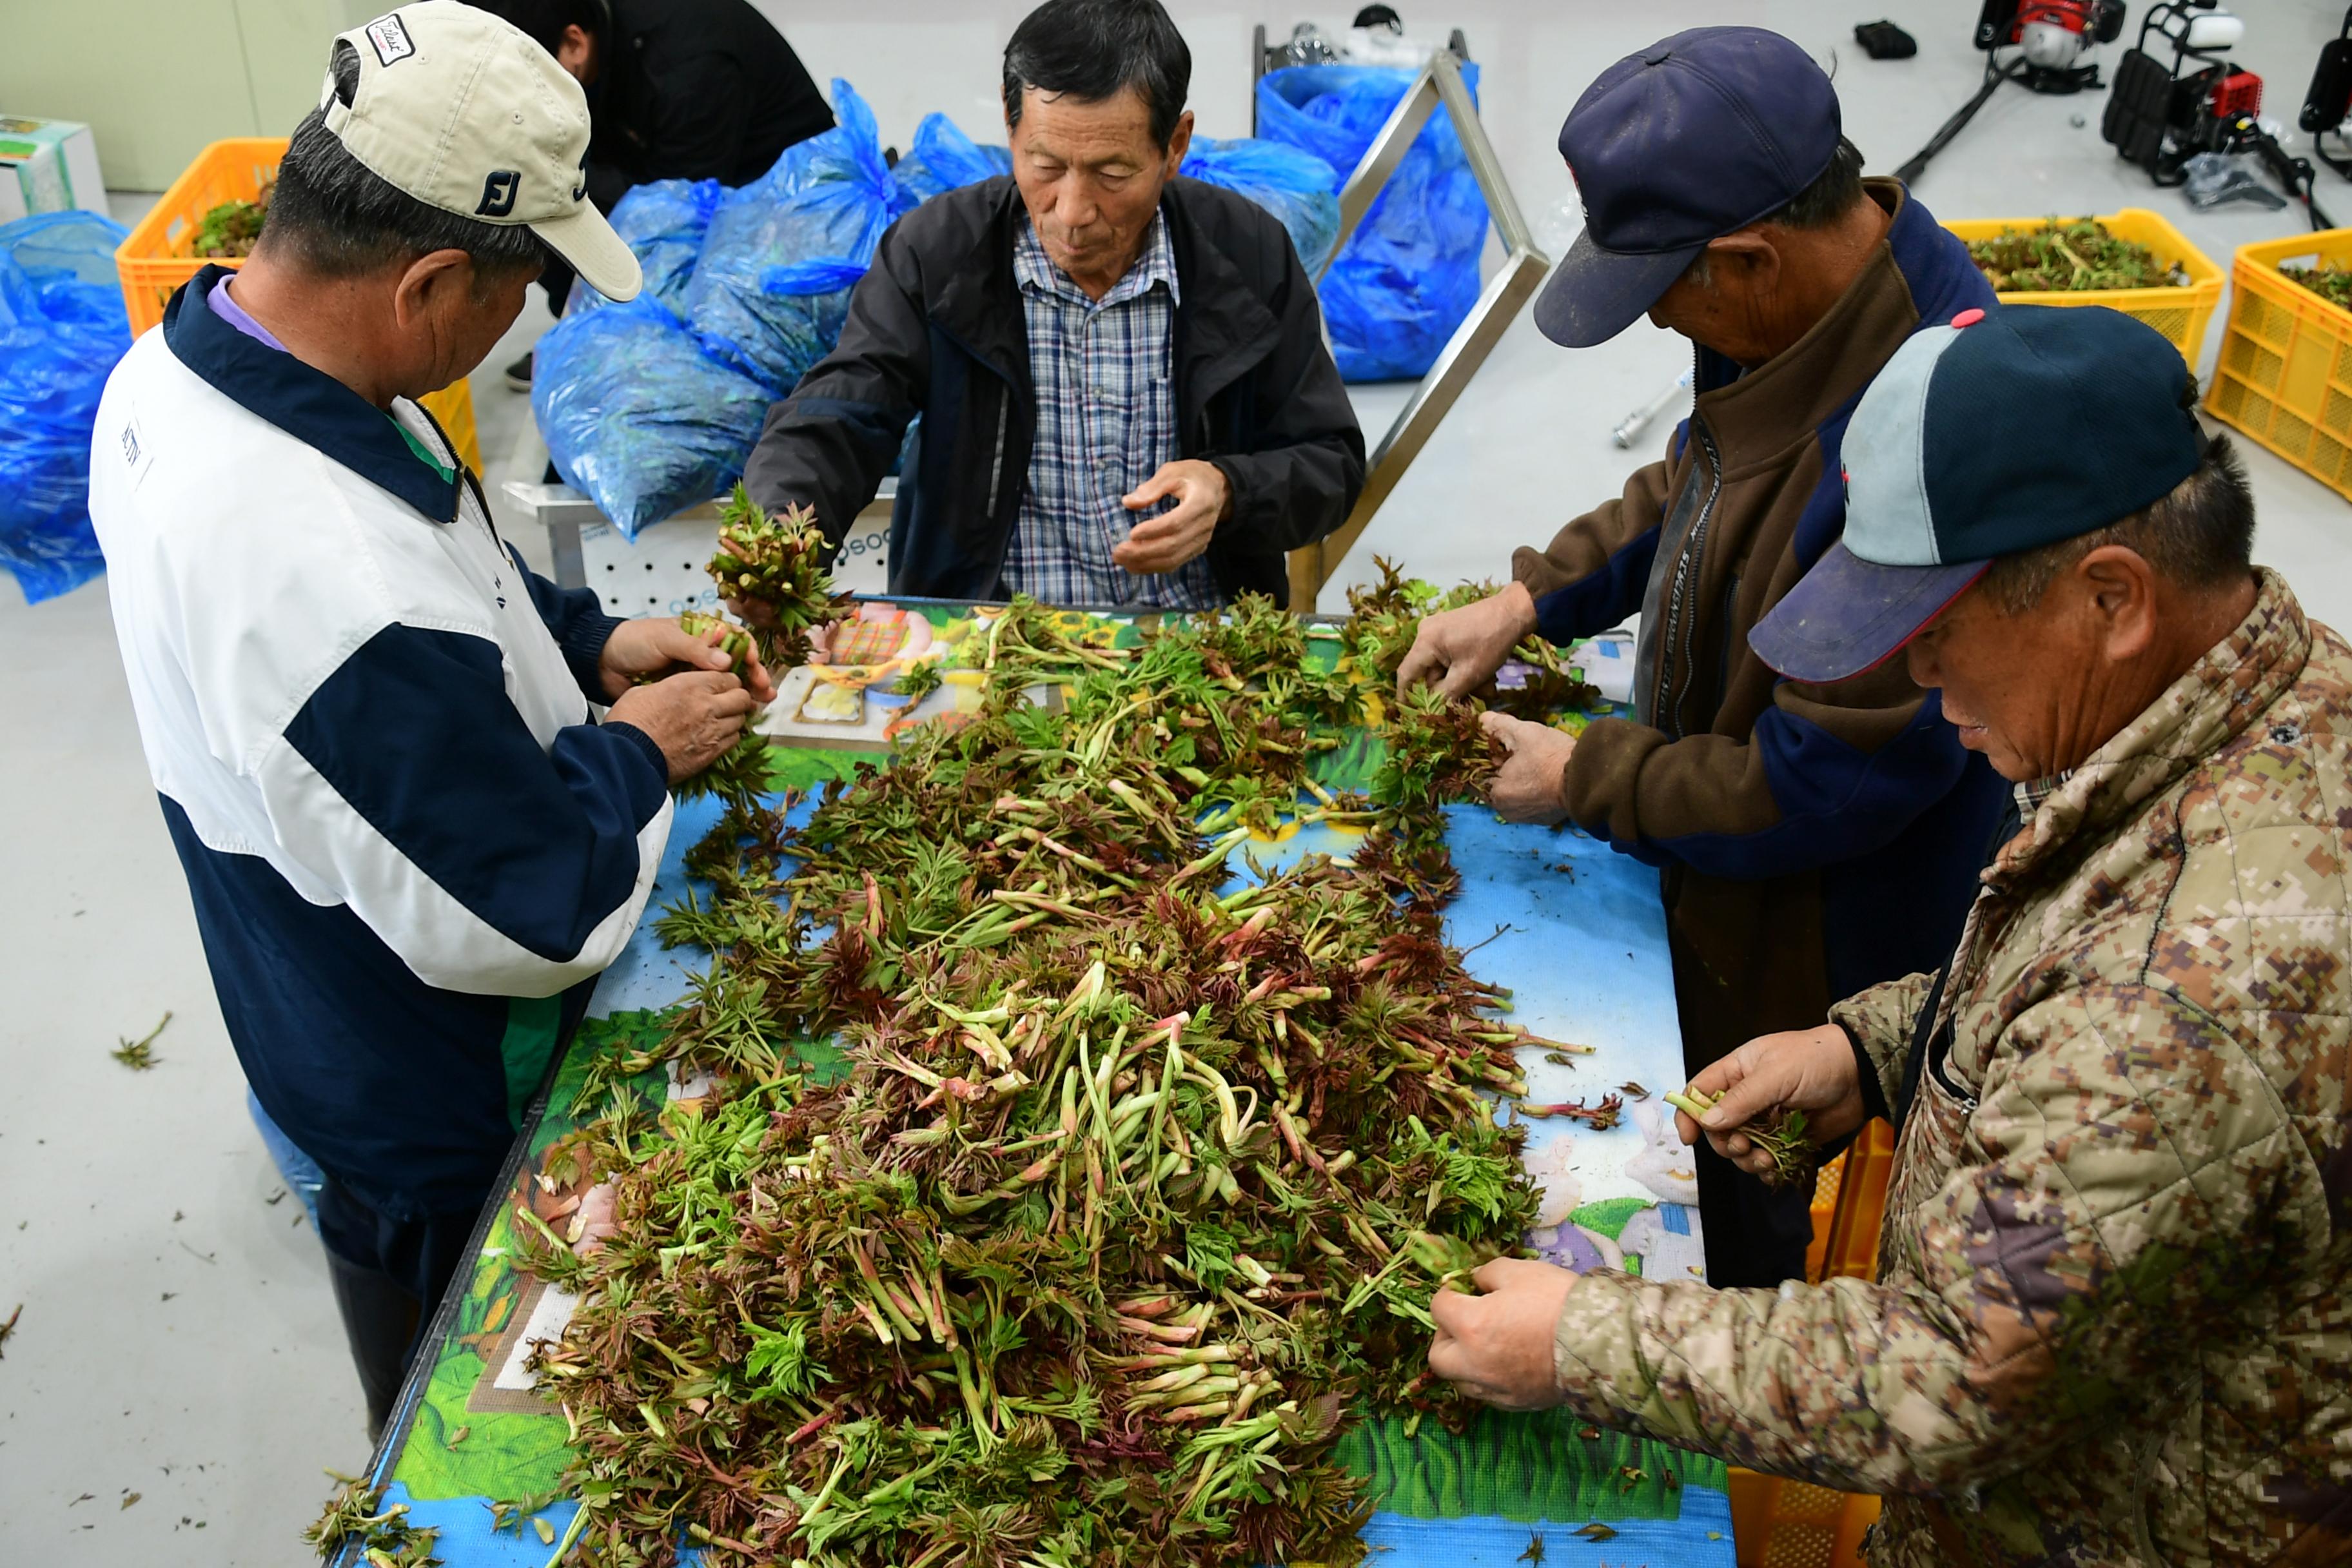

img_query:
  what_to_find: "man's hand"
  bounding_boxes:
[1481,711,1574,825]
[605,671,756,783]
[1396,582,1539,698]
[1672,1023,1870,1176]
[1114,460,1230,576]
[599,616,778,705]
[573,1180,618,1255]
[1428,1257,1578,1411]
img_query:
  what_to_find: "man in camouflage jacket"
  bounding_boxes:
[1429,305,2352,1565]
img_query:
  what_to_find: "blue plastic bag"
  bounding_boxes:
[1256,64,1490,381]
[1180,135,1341,275]
[534,295,779,536]
[891,112,1012,212]
[567,177,722,317]
[0,210,132,603]
[685,78,896,394]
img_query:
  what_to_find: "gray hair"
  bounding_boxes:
[1979,430,2257,613]
[260,40,544,286]
[1678,137,1870,289]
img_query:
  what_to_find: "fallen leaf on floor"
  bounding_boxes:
[1573,1522,1616,1542]
[112,1012,172,1071]
[447,1425,470,1449]
[0,1302,18,1357]
[534,1518,556,1545]
[121,1493,141,1509]
[69,1493,94,1507]
[161,1293,175,1302]
[264,1189,287,1206]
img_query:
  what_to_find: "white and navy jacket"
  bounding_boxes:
[88,268,673,1222]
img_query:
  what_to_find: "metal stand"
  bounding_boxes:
[507,477,898,604]
[1279,48,1552,608]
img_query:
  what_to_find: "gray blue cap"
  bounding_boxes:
[1747,303,2208,684]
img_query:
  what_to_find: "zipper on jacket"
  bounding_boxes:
[1714,571,1741,709]
[2126,1415,2170,1563]
[1655,422,1725,740]
[985,387,1009,519]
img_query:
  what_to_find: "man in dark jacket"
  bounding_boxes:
[740,0,1363,608]
[1398,28,2007,1288]
[478,0,835,364]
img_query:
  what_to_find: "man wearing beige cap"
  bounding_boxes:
[87,1,770,1435]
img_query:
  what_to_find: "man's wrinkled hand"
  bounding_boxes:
[1396,582,1538,699]
[605,670,756,783]
[1115,460,1230,576]
[1481,711,1574,825]
[599,616,777,705]
[1672,1023,1869,1175]
[1428,1257,1578,1411]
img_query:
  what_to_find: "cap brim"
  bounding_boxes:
[1747,543,1990,685]
[1533,226,1705,348]
[531,203,641,304]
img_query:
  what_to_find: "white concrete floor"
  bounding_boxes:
[10,3,2352,1563]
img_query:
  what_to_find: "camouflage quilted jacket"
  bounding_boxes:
[1546,571,2352,1565]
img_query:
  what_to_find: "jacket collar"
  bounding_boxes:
[162,266,459,524]
[1992,569,2311,884]
[1692,181,1951,474]
[1161,179,1282,418]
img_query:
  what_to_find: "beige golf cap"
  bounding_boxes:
[320,1,640,301]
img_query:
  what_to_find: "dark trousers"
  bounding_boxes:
[1693,1139,1816,1288]
[316,1179,480,1441]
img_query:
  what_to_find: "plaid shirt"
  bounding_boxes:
[1001,213,1222,611]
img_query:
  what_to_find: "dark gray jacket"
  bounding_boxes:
[742,175,1364,606]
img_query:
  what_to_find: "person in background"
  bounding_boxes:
[1396,27,2005,1288]
[473,0,836,382]
[737,0,1364,611]
[1427,302,2352,1567]
[86,3,769,1437]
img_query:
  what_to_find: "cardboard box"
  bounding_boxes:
[0,116,110,225]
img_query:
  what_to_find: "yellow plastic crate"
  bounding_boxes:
[114,136,482,475]
[2205,228,2352,503]
[1941,209,2224,368]
[1731,1119,1898,1567]
[1808,1119,1894,1284]
[1729,1472,1881,1568]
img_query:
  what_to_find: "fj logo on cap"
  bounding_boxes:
[476,170,520,217]
[364,14,415,66]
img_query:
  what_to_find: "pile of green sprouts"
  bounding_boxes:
[500,556,1598,1568]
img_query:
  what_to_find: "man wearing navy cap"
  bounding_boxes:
[1398,27,2006,1286]
[1427,302,2352,1565]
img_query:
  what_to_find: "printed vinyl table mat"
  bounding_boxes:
[348,604,1736,1566]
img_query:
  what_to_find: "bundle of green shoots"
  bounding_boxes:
[1965,218,2185,293]
[709,486,855,672]
[665,610,772,805]
[1661,1085,1816,1191]
[191,179,272,259]
[507,590,1571,1568]
[2282,262,2352,311]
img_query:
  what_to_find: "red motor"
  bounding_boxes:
[2210,68,2263,120]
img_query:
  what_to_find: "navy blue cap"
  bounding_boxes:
[1749,304,2208,685]
[1535,28,1843,349]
